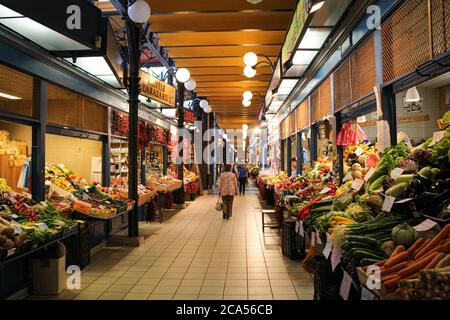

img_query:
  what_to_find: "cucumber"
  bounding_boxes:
[342,241,379,252]
[344,235,380,247]
[353,249,385,261]
[348,247,383,258]
[360,258,382,267]
[311,199,333,209]
[310,205,333,214]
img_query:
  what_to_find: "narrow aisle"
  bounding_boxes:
[55,193,313,300]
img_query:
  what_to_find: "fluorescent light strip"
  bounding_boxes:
[0,92,22,100]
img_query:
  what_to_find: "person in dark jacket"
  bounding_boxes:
[238,165,249,195]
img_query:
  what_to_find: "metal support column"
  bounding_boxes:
[31,79,47,202]
[335,114,344,184]
[311,124,318,162]
[286,136,292,177]
[296,131,303,176]
[124,12,142,238]
[280,139,285,172]
[140,147,146,185]
[162,146,168,175]
[175,81,185,204]
[209,113,216,188]
[102,106,111,187]
[381,85,397,146]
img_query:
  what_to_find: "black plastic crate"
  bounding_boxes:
[63,226,91,270]
[313,255,342,300]
[281,221,301,260]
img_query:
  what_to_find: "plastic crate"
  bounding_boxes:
[313,255,343,300]
[62,226,91,270]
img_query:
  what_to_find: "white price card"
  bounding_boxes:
[395,198,414,204]
[14,226,23,234]
[11,214,19,219]
[351,179,365,191]
[428,131,446,147]
[361,287,375,300]
[322,234,333,259]
[299,221,305,237]
[311,231,316,247]
[364,167,376,182]
[37,223,48,230]
[7,248,16,257]
[40,201,48,207]
[295,221,300,234]
[340,271,353,300]
[354,147,364,157]
[382,196,396,212]
[316,231,323,245]
[414,219,440,232]
[390,168,404,180]
[331,247,342,271]
[343,172,353,183]
[320,187,332,194]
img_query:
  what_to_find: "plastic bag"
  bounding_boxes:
[215,198,223,212]
[336,121,357,146]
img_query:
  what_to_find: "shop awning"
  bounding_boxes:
[0,0,101,51]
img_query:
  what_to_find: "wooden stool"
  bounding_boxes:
[262,209,278,233]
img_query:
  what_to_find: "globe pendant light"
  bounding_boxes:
[184,79,197,91]
[405,86,421,102]
[128,0,151,24]
[243,52,258,67]
[200,99,209,109]
[175,68,191,83]
[204,105,212,113]
[244,66,256,78]
[243,91,253,101]
[242,99,252,107]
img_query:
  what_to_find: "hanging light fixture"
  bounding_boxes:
[242,99,252,107]
[128,0,151,24]
[200,99,209,109]
[405,86,421,102]
[184,79,197,91]
[308,0,325,14]
[243,52,258,67]
[204,105,212,113]
[246,0,263,4]
[175,68,191,83]
[244,66,257,78]
[243,91,253,101]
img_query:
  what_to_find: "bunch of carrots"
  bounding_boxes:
[364,224,450,293]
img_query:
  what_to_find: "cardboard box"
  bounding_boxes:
[31,255,66,296]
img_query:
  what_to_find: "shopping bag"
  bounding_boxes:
[336,121,356,146]
[215,198,223,212]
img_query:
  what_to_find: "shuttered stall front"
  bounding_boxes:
[296,99,309,132]
[311,77,332,123]
[48,84,83,128]
[382,0,431,83]
[280,117,288,140]
[430,0,450,57]
[289,111,296,136]
[83,98,108,134]
[333,59,351,112]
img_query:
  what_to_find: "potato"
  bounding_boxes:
[352,171,363,180]
[351,163,362,172]
[14,235,25,248]
[3,239,14,250]
[0,227,14,238]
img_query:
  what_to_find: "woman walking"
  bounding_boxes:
[218,164,238,220]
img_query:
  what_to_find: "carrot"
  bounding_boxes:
[382,273,399,283]
[443,241,450,253]
[398,252,439,278]
[384,251,409,268]
[381,261,409,276]
[425,252,446,269]
[406,238,425,256]
[390,245,406,257]
[412,239,431,260]
[384,276,401,289]
[414,225,450,260]
[420,244,443,260]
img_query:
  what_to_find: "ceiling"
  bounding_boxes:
[96,0,296,129]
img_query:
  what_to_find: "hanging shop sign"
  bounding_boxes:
[0,0,101,51]
[281,0,309,67]
[140,71,176,107]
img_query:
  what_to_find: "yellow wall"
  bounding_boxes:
[46,134,102,180]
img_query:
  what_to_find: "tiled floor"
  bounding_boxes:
[35,189,313,300]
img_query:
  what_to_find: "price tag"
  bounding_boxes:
[9,198,17,204]
[340,271,353,300]
[7,248,16,257]
[320,187,332,194]
[11,214,19,219]
[414,219,440,232]
[40,201,48,208]
[311,231,316,247]
[428,131,446,147]
[299,221,305,237]
[364,167,375,182]
[65,181,72,187]
[37,223,48,230]
[295,221,300,234]
[351,179,365,191]
[395,198,414,204]
[316,231,323,245]
[382,195,396,212]
[343,172,353,183]
[14,226,23,234]
[84,187,90,193]
[354,147,364,157]
[331,247,342,271]
[390,168,404,180]
[322,234,333,259]
[361,287,375,300]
